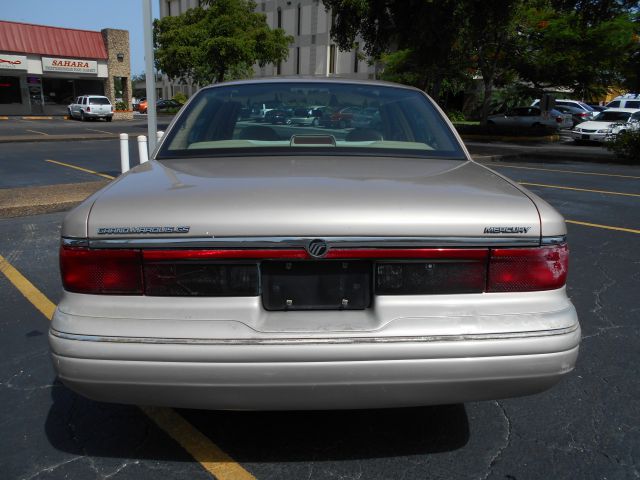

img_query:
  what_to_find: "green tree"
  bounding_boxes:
[512,2,638,98]
[153,0,293,84]
[322,0,471,99]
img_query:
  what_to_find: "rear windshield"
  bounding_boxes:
[158,82,465,159]
[594,111,632,122]
[89,97,111,105]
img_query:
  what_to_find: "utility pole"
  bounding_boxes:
[143,0,158,152]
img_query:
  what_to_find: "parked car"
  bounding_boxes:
[67,95,113,122]
[138,98,148,114]
[531,98,596,119]
[605,94,640,110]
[571,108,640,143]
[554,104,589,127]
[252,101,284,122]
[156,99,182,112]
[50,79,580,411]
[288,106,330,126]
[264,108,294,125]
[487,107,573,129]
[320,106,361,128]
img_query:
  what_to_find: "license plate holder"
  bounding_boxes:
[261,261,371,311]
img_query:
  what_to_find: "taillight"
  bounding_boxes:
[60,244,568,296]
[580,112,589,118]
[556,116,563,123]
[487,244,568,292]
[60,246,143,294]
[86,106,91,112]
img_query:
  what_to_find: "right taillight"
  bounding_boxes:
[487,244,568,292]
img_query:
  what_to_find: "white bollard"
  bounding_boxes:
[157,130,164,143]
[137,135,148,164]
[119,133,130,173]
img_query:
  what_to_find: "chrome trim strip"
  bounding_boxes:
[62,237,89,247]
[86,235,541,249]
[541,235,567,245]
[50,324,578,346]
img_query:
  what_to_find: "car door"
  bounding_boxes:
[71,97,81,116]
[630,112,640,131]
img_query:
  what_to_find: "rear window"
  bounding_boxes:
[594,111,632,122]
[158,82,465,159]
[89,97,111,105]
[624,101,640,109]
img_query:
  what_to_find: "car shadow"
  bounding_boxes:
[45,381,470,463]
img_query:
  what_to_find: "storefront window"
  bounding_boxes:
[0,76,22,104]
[42,78,104,115]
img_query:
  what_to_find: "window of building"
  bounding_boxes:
[329,45,336,74]
[261,1,265,12]
[311,34,316,44]
[167,0,172,16]
[0,76,21,104]
[296,47,300,74]
[276,61,282,75]
[297,4,301,35]
[354,42,359,73]
[277,8,282,28]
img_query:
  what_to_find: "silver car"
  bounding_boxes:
[50,79,580,410]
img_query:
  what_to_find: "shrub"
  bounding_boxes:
[605,131,640,163]
[115,101,128,111]
[173,92,188,105]
[447,110,466,122]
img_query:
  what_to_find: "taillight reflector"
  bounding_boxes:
[60,246,143,294]
[487,244,568,292]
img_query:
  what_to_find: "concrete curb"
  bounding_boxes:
[0,133,141,143]
[0,181,109,218]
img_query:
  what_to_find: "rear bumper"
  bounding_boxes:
[49,322,581,410]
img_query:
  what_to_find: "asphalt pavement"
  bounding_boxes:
[0,122,638,479]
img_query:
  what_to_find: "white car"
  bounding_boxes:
[487,107,573,130]
[68,95,113,122]
[605,94,640,110]
[531,99,596,120]
[571,108,640,143]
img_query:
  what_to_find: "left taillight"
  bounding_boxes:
[60,246,143,294]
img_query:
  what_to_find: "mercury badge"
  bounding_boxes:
[484,226,531,234]
[307,239,329,258]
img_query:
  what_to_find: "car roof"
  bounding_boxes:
[601,108,640,113]
[201,77,422,92]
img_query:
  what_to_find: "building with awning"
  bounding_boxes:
[0,20,131,115]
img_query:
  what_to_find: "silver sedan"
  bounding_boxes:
[50,79,580,410]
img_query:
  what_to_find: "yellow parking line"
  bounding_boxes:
[0,255,56,319]
[485,163,640,180]
[141,406,256,480]
[566,220,640,234]
[46,159,115,180]
[26,129,49,136]
[520,182,640,198]
[0,254,255,480]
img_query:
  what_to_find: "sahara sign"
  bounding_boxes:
[0,54,28,71]
[42,57,98,75]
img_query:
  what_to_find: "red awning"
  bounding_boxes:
[0,20,108,60]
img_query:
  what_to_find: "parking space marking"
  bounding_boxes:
[142,406,256,480]
[45,159,115,180]
[0,254,56,320]
[520,182,640,198]
[85,128,114,135]
[26,129,49,136]
[0,254,255,480]
[566,220,640,234]
[483,163,640,180]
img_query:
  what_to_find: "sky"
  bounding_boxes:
[2,0,161,76]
